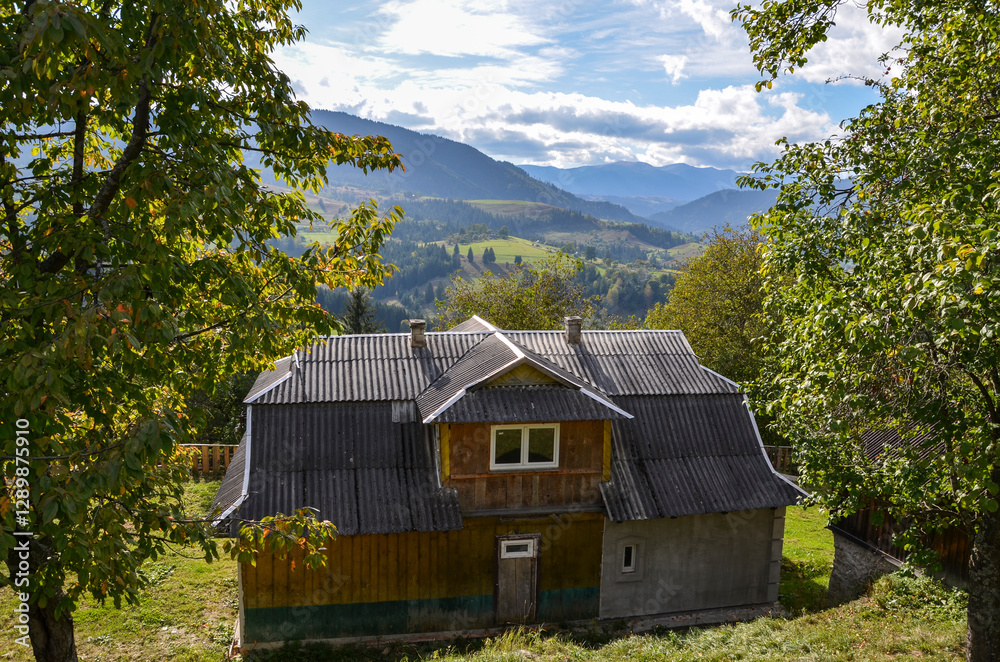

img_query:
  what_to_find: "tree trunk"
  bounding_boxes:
[6,538,79,662]
[966,504,1000,662]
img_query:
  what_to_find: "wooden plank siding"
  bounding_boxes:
[240,513,604,642]
[835,502,970,585]
[443,420,606,511]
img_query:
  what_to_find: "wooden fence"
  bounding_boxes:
[180,444,239,475]
[763,445,795,474]
[835,503,970,585]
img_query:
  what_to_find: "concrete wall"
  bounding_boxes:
[599,507,784,619]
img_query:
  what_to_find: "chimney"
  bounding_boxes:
[564,316,582,345]
[409,319,427,348]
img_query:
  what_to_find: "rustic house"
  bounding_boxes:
[210,316,802,646]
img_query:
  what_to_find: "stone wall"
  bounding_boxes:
[827,528,901,606]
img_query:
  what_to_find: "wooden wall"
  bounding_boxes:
[240,513,605,641]
[835,503,970,585]
[443,420,606,511]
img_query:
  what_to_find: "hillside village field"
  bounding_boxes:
[0,479,967,661]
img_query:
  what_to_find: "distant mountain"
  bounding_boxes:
[648,189,779,235]
[577,194,681,219]
[293,111,646,224]
[519,162,741,201]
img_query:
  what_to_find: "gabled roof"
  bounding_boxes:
[414,331,630,424]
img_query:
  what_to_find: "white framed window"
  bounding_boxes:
[500,538,536,559]
[490,423,559,471]
[622,544,637,573]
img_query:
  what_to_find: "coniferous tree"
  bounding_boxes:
[467,247,475,263]
[340,287,385,334]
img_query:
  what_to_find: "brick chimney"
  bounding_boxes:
[564,316,582,344]
[409,319,427,348]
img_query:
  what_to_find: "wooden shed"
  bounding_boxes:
[211,316,802,646]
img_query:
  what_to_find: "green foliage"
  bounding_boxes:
[867,574,968,621]
[0,0,401,648]
[186,372,258,446]
[734,0,1000,655]
[339,287,385,334]
[646,226,769,387]
[437,255,596,330]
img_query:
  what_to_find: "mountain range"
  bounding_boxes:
[258,110,778,235]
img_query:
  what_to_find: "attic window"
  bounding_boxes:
[490,424,559,471]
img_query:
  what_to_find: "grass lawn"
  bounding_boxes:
[0,494,967,661]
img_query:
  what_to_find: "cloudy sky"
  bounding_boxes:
[275,0,901,170]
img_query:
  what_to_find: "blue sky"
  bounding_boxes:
[274,0,901,170]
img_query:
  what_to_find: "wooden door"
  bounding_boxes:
[496,536,539,624]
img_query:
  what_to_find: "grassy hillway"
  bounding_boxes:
[0,485,967,661]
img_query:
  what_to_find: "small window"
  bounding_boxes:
[490,424,559,470]
[501,539,535,559]
[622,544,636,573]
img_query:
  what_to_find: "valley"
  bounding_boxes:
[262,111,777,329]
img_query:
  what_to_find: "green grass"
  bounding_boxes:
[0,501,966,662]
[780,506,836,614]
[448,237,556,265]
[0,479,237,662]
[666,241,707,260]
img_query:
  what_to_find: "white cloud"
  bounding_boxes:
[658,54,688,85]
[675,0,733,41]
[376,0,546,58]
[792,3,905,84]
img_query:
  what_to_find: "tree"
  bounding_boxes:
[734,1,1000,658]
[0,2,401,660]
[514,255,522,265]
[437,255,596,330]
[584,245,598,261]
[467,246,475,263]
[498,226,509,239]
[645,227,769,387]
[453,243,460,256]
[482,247,491,264]
[340,287,386,334]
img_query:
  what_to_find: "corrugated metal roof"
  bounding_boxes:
[223,321,789,530]
[433,385,630,423]
[227,402,462,535]
[449,315,497,332]
[246,329,736,405]
[243,356,293,403]
[210,433,248,520]
[414,332,618,422]
[415,334,519,418]
[860,425,941,462]
[600,395,802,520]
